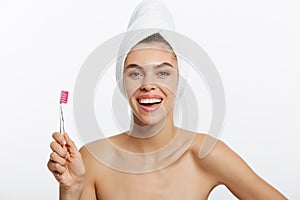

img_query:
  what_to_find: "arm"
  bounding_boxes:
[201,140,287,199]
[78,146,98,200]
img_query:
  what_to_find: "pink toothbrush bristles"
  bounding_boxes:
[59,90,69,134]
[60,91,69,104]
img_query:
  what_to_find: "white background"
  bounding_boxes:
[0,0,299,199]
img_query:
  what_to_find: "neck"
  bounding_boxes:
[125,113,178,153]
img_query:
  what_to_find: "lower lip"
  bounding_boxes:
[138,102,162,112]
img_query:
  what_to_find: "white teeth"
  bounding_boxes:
[138,98,162,104]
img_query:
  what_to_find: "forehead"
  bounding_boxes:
[124,42,178,68]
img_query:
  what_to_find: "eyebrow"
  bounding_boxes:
[125,62,174,70]
[155,62,174,69]
[125,64,143,70]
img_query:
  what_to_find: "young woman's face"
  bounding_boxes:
[123,42,178,125]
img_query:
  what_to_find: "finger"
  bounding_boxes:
[64,133,78,155]
[50,141,68,158]
[47,160,66,174]
[50,152,66,166]
[52,132,66,146]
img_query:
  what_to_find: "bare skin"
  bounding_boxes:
[48,131,287,200]
[48,42,287,199]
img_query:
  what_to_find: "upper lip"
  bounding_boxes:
[136,94,163,101]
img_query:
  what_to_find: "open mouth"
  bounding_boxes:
[136,96,163,112]
[138,98,162,106]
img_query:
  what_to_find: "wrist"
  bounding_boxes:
[59,181,84,200]
[60,177,84,191]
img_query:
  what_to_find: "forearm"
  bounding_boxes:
[59,183,84,200]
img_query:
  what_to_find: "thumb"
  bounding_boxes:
[63,133,79,155]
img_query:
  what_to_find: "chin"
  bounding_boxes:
[132,108,167,126]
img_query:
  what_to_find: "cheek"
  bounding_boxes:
[162,87,176,107]
[128,96,136,109]
[167,92,176,105]
[159,77,178,94]
[169,78,178,94]
[124,78,141,97]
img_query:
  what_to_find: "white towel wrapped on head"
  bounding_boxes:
[116,0,187,97]
[127,0,175,31]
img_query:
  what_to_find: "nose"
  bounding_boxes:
[140,82,157,91]
[139,72,157,91]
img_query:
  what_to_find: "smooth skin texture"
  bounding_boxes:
[48,42,287,200]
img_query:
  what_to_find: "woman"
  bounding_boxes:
[47,1,287,199]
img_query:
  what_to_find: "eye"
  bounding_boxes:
[128,72,143,78]
[157,71,170,77]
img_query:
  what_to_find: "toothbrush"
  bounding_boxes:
[59,90,69,134]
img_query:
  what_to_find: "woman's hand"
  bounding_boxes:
[47,132,86,192]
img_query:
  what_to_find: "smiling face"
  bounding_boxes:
[123,42,178,126]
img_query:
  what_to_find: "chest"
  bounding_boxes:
[95,153,214,200]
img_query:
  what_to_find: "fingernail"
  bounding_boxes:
[62,140,66,146]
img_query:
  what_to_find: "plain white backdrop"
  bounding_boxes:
[0,0,299,199]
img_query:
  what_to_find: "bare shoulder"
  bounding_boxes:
[78,135,127,168]
[192,134,244,178]
[79,139,111,170]
[79,139,103,160]
[187,132,287,199]
[189,133,254,182]
[185,131,237,161]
